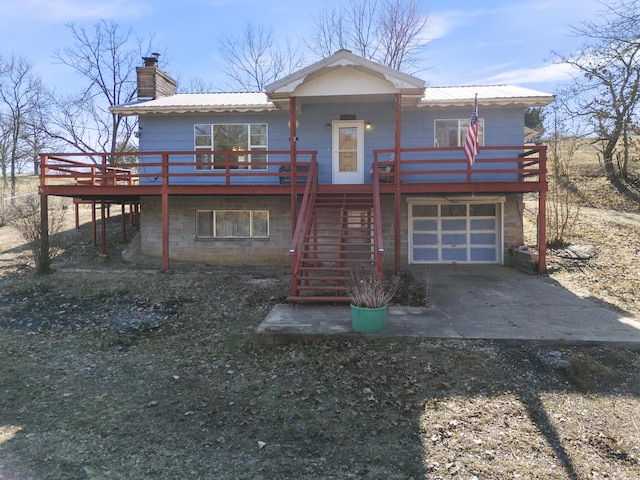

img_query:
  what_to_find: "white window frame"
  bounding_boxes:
[195,210,269,239]
[407,197,504,264]
[434,118,485,148]
[194,123,268,171]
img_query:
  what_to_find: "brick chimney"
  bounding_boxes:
[136,54,177,100]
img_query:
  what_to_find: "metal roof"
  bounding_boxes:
[111,92,276,115]
[111,84,554,116]
[419,85,555,108]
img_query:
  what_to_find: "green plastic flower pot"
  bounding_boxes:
[350,304,387,333]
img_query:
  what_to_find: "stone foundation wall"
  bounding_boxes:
[140,196,292,266]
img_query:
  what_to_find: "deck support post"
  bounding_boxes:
[100,201,107,257]
[39,189,50,274]
[161,153,170,273]
[289,96,298,232]
[538,190,547,274]
[91,201,97,245]
[121,203,127,242]
[394,94,402,274]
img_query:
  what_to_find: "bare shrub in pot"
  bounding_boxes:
[348,264,399,308]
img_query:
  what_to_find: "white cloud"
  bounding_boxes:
[1,0,151,23]
[478,62,577,87]
[424,12,459,43]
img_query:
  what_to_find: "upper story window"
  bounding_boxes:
[434,119,484,148]
[195,123,268,170]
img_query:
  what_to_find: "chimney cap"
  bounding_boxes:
[142,53,160,67]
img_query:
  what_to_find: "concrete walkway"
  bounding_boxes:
[255,265,640,346]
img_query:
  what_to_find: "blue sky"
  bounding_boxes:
[0,0,604,96]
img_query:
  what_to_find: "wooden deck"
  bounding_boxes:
[38,146,548,275]
[39,146,546,197]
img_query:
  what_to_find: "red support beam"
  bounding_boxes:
[39,189,49,272]
[100,201,107,257]
[161,153,170,273]
[289,97,298,231]
[538,190,547,274]
[121,203,127,242]
[91,201,97,245]
[394,93,402,274]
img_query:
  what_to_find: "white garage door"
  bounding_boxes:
[409,199,503,264]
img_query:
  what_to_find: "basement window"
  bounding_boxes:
[195,123,268,170]
[196,210,269,239]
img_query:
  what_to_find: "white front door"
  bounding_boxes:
[332,121,364,184]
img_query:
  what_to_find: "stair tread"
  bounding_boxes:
[286,296,352,303]
[289,190,380,303]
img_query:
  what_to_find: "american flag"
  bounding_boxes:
[464,93,479,167]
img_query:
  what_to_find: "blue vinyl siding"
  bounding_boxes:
[137,105,525,185]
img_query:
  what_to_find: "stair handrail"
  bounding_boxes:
[371,158,385,273]
[289,160,318,296]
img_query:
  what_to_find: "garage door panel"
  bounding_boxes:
[471,247,497,261]
[413,233,438,244]
[470,218,495,229]
[442,248,467,261]
[470,232,496,244]
[442,219,466,230]
[409,200,502,264]
[470,204,496,216]
[441,204,466,216]
[414,247,439,261]
[414,219,437,230]
[442,233,467,244]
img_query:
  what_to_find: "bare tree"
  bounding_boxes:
[555,0,640,202]
[218,23,305,91]
[307,3,349,58]
[0,53,44,196]
[308,0,430,72]
[545,106,581,248]
[52,20,157,159]
[177,77,215,94]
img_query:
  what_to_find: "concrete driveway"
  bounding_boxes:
[256,265,640,346]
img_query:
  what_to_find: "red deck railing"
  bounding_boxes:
[39,145,546,191]
[39,151,319,189]
[372,145,547,185]
[289,160,319,298]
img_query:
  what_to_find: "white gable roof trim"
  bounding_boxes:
[266,49,426,97]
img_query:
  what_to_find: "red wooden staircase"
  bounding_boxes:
[288,190,382,303]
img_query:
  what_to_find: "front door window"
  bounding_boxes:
[332,121,364,184]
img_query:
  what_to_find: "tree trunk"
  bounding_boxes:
[602,152,640,203]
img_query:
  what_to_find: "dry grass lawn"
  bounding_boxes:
[0,151,639,479]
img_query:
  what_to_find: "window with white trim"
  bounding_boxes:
[195,123,267,170]
[196,210,269,238]
[434,119,484,148]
